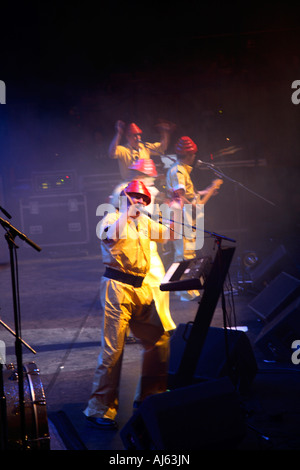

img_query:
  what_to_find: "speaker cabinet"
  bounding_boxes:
[120,377,246,450]
[255,296,300,361]
[168,325,257,395]
[249,245,295,290]
[20,193,89,247]
[248,272,300,322]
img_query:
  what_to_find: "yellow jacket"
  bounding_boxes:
[112,142,163,180]
[99,211,168,277]
[166,160,196,202]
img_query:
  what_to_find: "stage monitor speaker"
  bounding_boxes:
[120,377,246,450]
[168,324,257,395]
[255,296,300,362]
[248,272,300,322]
[249,245,296,290]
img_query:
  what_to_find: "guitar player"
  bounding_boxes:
[166,136,222,301]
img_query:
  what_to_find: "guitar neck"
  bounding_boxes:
[197,179,223,205]
[198,189,215,205]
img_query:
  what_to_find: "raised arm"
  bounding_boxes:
[108,120,125,158]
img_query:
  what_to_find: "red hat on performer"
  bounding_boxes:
[122,180,151,205]
[129,159,158,177]
[175,136,198,155]
[126,123,143,136]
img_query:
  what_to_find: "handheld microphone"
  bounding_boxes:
[138,138,148,147]
[136,205,162,223]
[136,205,154,218]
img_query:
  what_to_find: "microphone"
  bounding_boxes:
[196,159,217,169]
[196,159,211,169]
[136,205,155,218]
[0,217,42,252]
[0,205,12,219]
[138,138,148,147]
[136,205,162,223]
[195,159,224,178]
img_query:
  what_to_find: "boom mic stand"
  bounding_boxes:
[196,159,275,207]
[196,159,276,286]
[0,216,41,449]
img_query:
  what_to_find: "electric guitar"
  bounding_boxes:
[169,178,223,209]
[197,178,223,205]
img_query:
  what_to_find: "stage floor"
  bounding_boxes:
[0,250,299,453]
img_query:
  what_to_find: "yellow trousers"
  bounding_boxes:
[84,277,170,420]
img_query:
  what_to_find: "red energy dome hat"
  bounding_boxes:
[126,123,143,135]
[122,180,151,206]
[175,136,198,155]
[129,159,158,177]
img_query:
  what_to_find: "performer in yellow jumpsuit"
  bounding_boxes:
[166,136,216,301]
[108,120,170,180]
[84,180,173,429]
[110,158,176,332]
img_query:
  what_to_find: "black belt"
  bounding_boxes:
[104,267,145,288]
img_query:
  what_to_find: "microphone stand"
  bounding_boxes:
[0,318,36,354]
[140,205,237,243]
[196,159,275,288]
[196,160,275,206]
[0,206,12,219]
[0,217,41,449]
[0,361,7,450]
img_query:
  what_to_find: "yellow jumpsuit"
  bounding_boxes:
[166,160,202,300]
[109,181,176,332]
[112,142,163,180]
[84,211,170,420]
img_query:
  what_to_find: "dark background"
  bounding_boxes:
[0,0,299,263]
